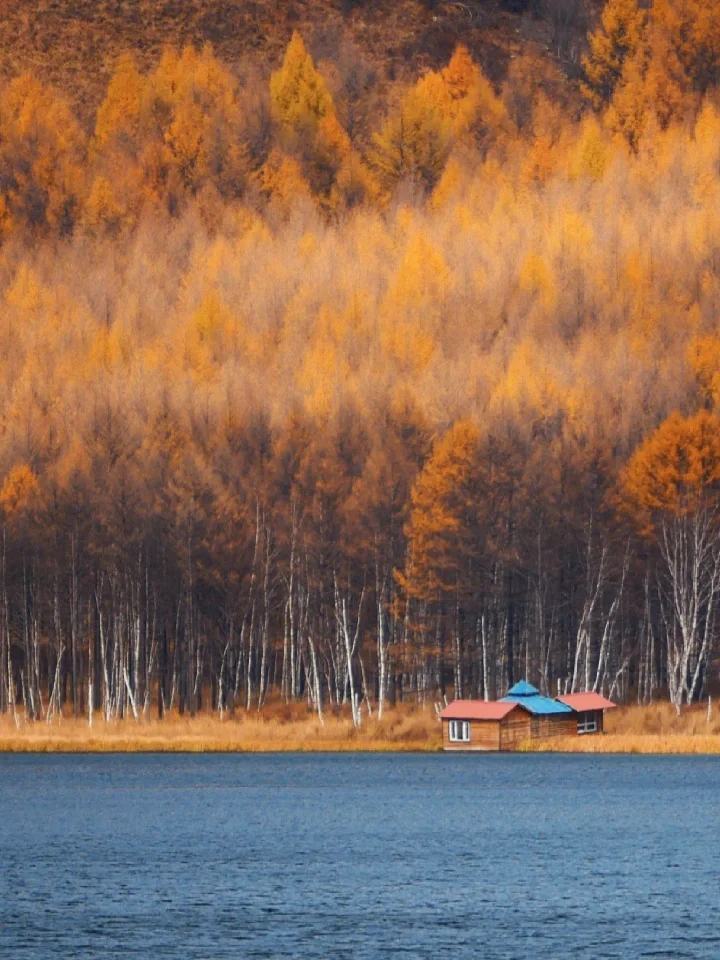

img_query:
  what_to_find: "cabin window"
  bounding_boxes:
[577,712,598,734]
[449,720,470,742]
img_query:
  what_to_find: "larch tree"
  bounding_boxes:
[620,411,720,708]
[396,420,484,699]
[371,70,454,193]
[0,74,86,236]
[270,32,349,198]
[441,44,508,149]
[94,53,146,150]
[582,0,647,110]
[606,0,692,145]
[654,0,720,96]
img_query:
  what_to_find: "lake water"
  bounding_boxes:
[0,754,717,959]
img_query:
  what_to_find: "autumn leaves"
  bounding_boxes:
[583,0,720,146]
[3,1,720,713]
[1,2,718,238]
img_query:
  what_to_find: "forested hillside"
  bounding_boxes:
[0,0,584,120]
[2,0,720,725]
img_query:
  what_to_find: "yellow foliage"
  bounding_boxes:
[330,151,379,211]
[521,132,557,187]
[269,32,348,197]
[371,70,454,192]
[192,292,232,345]
[399,419,482,604]
[431,154,466,210]
[94,53,145,149]
[490,340,563,419]
[0,73,86,234]
[621,410,720,525]
[652,0,720,95]
[260,149,314,217]
[606,19,690,145]
[270,32,335,134]
[87,325,133,373]
[83,175,126,231]
[689,101,720,204]
[519,253,556,310]
[298,337,349,419]
[569,116,610,181]
[6,264,45,313]
[92,44,249,210]
[381,320,436,375]
[557,211,594,256]
[582,0,648,109]
[687,335,720,408]
[441,44,507,145]
[385,231,453,316]
[0,465,39,518]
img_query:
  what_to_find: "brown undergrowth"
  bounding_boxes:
[2,701,720,753]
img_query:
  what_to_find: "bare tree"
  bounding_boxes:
[658,506,720,713]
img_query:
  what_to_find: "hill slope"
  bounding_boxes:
[0,0,592,122]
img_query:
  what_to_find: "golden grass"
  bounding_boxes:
[521,702,720,754]
[519,734,720,754]
[2,701,720,753]
[0,702,441,753]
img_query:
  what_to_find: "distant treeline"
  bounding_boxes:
[2,1,720,723]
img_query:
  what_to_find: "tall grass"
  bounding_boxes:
[607,702,720,736]
[521,701,720,754]
[0,702,441,753]
[1,701,719,753]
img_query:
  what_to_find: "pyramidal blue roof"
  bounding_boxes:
[506,680,539,697]
[501,679,572,715]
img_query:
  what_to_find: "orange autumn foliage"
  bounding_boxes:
[620,411,720,528]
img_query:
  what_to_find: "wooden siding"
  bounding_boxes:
[531,714,577,739]
[499,711,533,750]
[441,708,609,750]
[442,718,500,751]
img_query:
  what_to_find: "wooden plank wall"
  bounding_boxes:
[442,719,500,750]
[442,710,608,750]
[531,715,577,738]
[499,712,532,750]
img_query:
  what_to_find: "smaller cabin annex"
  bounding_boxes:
[557,692,617,734]
[439,681,616,752]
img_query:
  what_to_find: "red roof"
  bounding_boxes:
[556,692,617,712]
[439,700,520,721]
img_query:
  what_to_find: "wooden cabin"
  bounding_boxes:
[440,700,533,752]
[556,692,617,734]
[439,681,616,752]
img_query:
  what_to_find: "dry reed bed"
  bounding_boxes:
[1,703,719,753]
[522,702,720,754]
[520,734,720,754]
[0,705,440,753]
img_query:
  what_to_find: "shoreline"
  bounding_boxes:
[2,739,719,754]
[0,741,437,754]
[1,703,719,754]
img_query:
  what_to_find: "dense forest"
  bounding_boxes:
[2,0,720,725]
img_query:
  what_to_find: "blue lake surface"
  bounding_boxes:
[0,753,717,959]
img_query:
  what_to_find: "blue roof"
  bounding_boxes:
[501,679,573,715]
[506,680,540,697]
